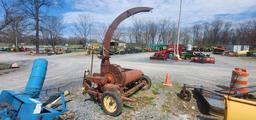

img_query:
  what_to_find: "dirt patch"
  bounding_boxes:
[118,90,157,120]
[0,61,27,76]
[0,63,9,70]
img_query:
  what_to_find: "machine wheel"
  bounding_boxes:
[179,89,192,101]
[100,91,123,116]
[140,75,152,90]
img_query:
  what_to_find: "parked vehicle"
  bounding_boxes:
[213,46,225,54]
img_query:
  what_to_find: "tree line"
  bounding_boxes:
[127,19,256,47]
[0,0,96,52]
[0,0,255,53]
[0,0,64,53]
[191,20,256,47]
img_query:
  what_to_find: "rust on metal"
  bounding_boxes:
[123,69,143,85]
[101,7,153,66]
[121,96,136,102]
[82,7,153,116]
[124,82,145,97]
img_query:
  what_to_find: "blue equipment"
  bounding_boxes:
[25,58,48,98]
[0,58,68,120]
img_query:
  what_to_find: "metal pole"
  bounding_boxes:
[176,0,182,56]
[90,46,94,74]
[15,36,18,51]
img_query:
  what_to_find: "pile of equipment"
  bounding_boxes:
[0,59,71,119]
[213,46,225,55]
[178,68,256,119]
[150,49,170,60]
[190,52,215,64]
[150,44,185,60]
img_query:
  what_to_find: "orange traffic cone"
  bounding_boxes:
[163,73,172,86]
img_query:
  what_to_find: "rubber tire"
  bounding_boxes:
[100,91,123,116]
[179,89,192,101]
[141,75,152,90]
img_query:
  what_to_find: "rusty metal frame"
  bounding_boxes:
[83,7,153,104]
[101,7,153,66]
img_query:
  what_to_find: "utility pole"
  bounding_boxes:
[176,0,182,57]
[34,0,40,54]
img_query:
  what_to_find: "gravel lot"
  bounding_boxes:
[0,52,255,119]
[1,52,255,90]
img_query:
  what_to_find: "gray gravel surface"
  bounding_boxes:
[1,52,255,90]
[0,52,255,120]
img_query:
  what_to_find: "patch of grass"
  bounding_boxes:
[122,89,157,110]
[152,82,181,95]
[161,92,179,114]
[121,90,156,120]
[121,82,185,119]
[131,91,156,107]
[152,84,160,95]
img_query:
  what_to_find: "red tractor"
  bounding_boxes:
[167,44,185,54]
[150,44,185,60]
[150,49,170,60]
[190,52,215,64]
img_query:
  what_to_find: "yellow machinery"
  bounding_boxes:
[224,96,256,120]
[237,50,249,56]
[179,84,256,119]
[91,43,100,50]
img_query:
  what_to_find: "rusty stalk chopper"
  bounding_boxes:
[82,7,153,116]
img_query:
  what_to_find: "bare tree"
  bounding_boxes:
[221,22,232,44]
[157,19,176,44]
[235,20,256,45]
[131,19,144,44]
[128,27,134,43]
[97,24,107,42]
[41,16,63,51]
[148,21,157,44]
[190,19,256,47]
[143,21,157,45]
[19,0,59,54]
[210,19,224,45]
[113,27,123,40]
[180,28,190,45]
[0,0,28,47]
[158,19,168,44]
[168,22,177,44]
[0,0,17,31]
[7,16,27,47]
[192,24,202,44]
[73,15,93,47]
[202,23,211,46]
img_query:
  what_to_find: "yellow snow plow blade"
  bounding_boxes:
[224,96,256,120]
